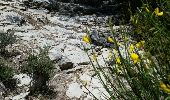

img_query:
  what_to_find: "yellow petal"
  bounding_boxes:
[157,12,163,16]
[133,60,138,64]
[160,82,170,93]
[136,41,145,49]
[129,44,134,52]
[160,82,167,89]
[131,53,139,63]
[107,36,114,43]
[136,43,141,49]
[116,57,121,64]
[163,88,170,93]
[154,7,163,16]
[83,35,91,43]
[154,7,159,14]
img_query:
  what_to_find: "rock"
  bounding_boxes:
[58,0,102,7]
[10,92,29,100]
[48,73,72,100]
[66,82,84,98]
[48,47,63,61]
[80,73,110,100]
[58,57,74,71]
[63,45,90,65]
[13,74,32,87]
[0,0,122,99]
[6,15,25,26]
[89,30,114,47]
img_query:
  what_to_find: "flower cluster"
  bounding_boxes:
[154,7,163,16]
[129,41,145,64]
[160,82,170,93]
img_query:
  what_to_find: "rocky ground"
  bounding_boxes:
[0,0,130,100]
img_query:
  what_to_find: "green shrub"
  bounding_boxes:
[0,30,16,53]
[0,60,16,90]
[130,0,170,81]
[23,47,55,96]
[83,0,170,99]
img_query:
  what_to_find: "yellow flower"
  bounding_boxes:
[160,82,167,89]
[160,82,170,93]
[107,36,114,43]
[163,88,170,93]
[154,7,163,16]
[136,41,145,49]
[116,57,121,64]
[83,35,91,43]
[145,7,150,12]
[129,44,134,53]
[130,53,139,64]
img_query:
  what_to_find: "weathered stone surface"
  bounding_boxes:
[0,0,131,99]
[66,82,84,98]
[13,74,32,87]
[48,47,63,61]
[63,45,90,65]
[49,73,72,100]
[58,57,74,71]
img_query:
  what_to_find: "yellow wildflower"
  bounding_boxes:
[83,35,91,43]
[136,41,145,49]
[130,53,139,64]
[154,7,163,16]
[116,57,121,64]
[145,7,150,12]
[107,36,114,43]
[129,44,134,53]
[160,82,167,89]
[160,82,170,93]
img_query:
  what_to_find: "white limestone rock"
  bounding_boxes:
[13,74,32,87]
[66,82,84,98]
